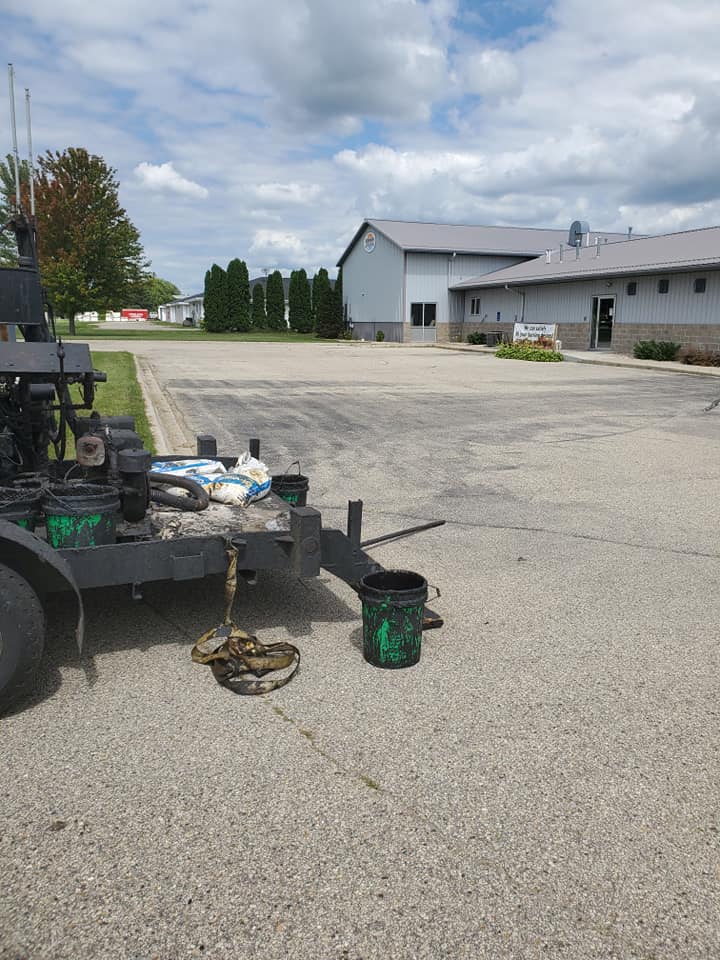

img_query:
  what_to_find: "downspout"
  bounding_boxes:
[504,284,525,323]
[402,251,407,341]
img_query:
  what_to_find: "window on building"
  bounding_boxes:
[470,297,480,315]
[658,278,669,294]
[411,302,437,327]
[626,282,637,296]
[694,277,707,293]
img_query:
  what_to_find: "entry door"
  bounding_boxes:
[590,296,614,349]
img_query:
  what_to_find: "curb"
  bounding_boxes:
[133,356,195,455]
[429,343,720,377]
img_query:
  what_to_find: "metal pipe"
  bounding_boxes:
[7,64,21,211]
[24,87,35,216]
[360,518,445,549]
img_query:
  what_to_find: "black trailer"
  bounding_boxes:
[0,71,442,711]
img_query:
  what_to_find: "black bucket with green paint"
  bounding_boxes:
[271,462,309,507]
[43,483,120,549]
[359,570,427,669]
[0,486,43,531]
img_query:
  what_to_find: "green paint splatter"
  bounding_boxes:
[362,598,423,668]
[46,512,114,548]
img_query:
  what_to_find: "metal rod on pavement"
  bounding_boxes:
[360,519,445,549]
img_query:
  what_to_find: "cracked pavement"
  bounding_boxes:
[2,341,719,959]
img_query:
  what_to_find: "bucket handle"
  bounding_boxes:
[427,584,441,602]
[279,461,301,478]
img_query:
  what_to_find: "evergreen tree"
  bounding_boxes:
[203,264,228,331]
[291,268,312,332]
[251,282,266,328]
[288,270,301,332]
[311,268,330,331]
[227,257,250,331]
[0,154,31,266]
[203,269,216,330]
[333,266,344,333]
[315,282,338,339]
[265,270,286,330]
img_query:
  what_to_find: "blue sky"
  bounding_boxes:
[3,0,720,294]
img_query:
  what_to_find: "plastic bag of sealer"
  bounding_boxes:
[198,453,271,506]
[153,453,271,507]
[150,458,226,477]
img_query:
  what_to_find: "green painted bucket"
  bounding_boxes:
[271,462,309,507]
[359,570,428,669]
[0,486,42,531]
[43,483,120,549]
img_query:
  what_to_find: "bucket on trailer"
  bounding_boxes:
[43,483,120,548]
[271,462,309,507]
[0,486,43,531]
[358,569,428,669]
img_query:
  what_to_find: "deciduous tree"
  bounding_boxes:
[34,148,148,333]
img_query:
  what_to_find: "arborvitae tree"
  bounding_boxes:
[315,282,338,338]
[203,268,218,331]
[210,263,229,330]
[265,270,286,330]
[288,269,303,332]
[291,268,312,332]
[227,257,250,332]
[0,154,31,266]
[311,268,330,330]
[251,282,266,328]
[333,266,344,333]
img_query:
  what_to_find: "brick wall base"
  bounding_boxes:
[610,323,720,355]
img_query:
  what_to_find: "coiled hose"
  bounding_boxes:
[148,471,210,512]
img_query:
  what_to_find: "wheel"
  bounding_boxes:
[0,563,46,714]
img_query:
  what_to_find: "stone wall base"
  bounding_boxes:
[610,323,720,355]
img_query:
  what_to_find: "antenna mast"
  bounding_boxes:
[7,63,22,212]
[25,87,35,216]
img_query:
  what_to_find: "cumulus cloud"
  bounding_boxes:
[5,0,720,290]
[134,162,209,199]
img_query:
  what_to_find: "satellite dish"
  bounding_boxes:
[568,220,590,246]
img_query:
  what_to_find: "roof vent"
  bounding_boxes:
[568,220,590,247]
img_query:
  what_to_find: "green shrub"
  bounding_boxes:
[680,347,720,366]
[467,331,487,345]
[632,340,680,361]
[375,330,385,342]
[496,343,563,362]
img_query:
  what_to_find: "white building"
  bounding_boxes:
[337,219,626,343]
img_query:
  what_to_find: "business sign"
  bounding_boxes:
[513,323,557,343]
[121,308,149,321]
[363,230,376,253]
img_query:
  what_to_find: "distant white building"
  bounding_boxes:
[158,293,204,326]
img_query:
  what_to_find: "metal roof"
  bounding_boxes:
[450,226,720,290]
[337,218,628,265]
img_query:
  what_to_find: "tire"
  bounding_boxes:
[0,562,46,715]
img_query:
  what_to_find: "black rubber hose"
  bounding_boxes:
[148,471,210,512]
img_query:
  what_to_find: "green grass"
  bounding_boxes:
[53,318,334,343]
[90,351,154,452]
[55,351,154,459]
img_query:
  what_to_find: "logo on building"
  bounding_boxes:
[363,231,376,253]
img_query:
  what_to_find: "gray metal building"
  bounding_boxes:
[452,226,720,353]
[337,219,625,343]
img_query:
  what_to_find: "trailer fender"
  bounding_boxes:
[0,520,84,652]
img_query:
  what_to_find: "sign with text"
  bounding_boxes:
[513,323,557,343]
[121,308,149,321]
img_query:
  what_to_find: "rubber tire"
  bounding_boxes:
[0,562,46,715]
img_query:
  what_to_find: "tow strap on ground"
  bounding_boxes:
[191,546,300,695]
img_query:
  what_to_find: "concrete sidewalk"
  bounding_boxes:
[432,341,720,377]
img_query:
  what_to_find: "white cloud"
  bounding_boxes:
[5,0,720,290]
[134,162,209,200]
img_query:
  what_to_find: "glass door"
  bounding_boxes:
[590,296,614,349]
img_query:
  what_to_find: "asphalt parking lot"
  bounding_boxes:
[2,342,720,959]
